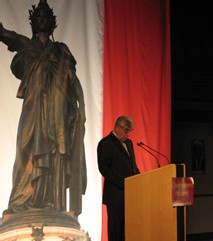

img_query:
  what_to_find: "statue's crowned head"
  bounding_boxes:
[29,0,57,38]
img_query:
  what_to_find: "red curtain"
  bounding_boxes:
[102,0,171,240]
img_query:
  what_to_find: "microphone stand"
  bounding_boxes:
[139,141,170,164]
[137,143,160,167]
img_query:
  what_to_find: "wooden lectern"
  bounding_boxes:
[125,164,186,241]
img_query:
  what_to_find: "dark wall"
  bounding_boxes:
[171,0,213,236]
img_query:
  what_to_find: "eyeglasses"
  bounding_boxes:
[119,125,133,134]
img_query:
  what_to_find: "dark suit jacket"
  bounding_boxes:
[97,132,140,206]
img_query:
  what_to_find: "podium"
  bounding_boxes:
[125,164,186,241]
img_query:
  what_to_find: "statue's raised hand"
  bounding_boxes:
[0,23,4,36]
[0,22,5,41]
[0,23,3,40]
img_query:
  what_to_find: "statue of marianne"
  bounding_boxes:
[0,0,87,217]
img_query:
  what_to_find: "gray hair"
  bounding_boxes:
[115,116,134,129]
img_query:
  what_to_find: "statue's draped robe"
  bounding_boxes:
[5,32,87,216]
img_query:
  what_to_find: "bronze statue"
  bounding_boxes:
[0,0,87,217]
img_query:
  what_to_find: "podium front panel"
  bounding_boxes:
[125,164,185,241]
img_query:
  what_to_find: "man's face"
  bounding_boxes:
[115,125,133,142]
[34,9,52,33]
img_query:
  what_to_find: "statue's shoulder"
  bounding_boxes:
[54,42,71,54]
[55,41,77,67]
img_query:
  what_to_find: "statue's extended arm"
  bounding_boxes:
[0,22,29,52]
[0,22,13,45]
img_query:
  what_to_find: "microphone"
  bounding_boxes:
[138,141,170,164]
[137,143,160,167]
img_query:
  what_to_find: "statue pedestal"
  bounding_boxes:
[0,209,90,241]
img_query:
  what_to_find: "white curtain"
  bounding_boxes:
[0,1,104,241]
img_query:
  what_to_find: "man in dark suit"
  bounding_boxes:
[97,116,140,241]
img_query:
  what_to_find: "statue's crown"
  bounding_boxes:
[36,0,50,10]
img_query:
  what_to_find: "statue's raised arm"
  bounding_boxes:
[0,22,30,52]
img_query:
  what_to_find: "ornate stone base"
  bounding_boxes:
[0,209,91,241]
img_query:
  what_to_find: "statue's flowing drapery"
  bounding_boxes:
[5,32,86,216]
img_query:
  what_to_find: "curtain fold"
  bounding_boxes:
[103,0,171,171]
